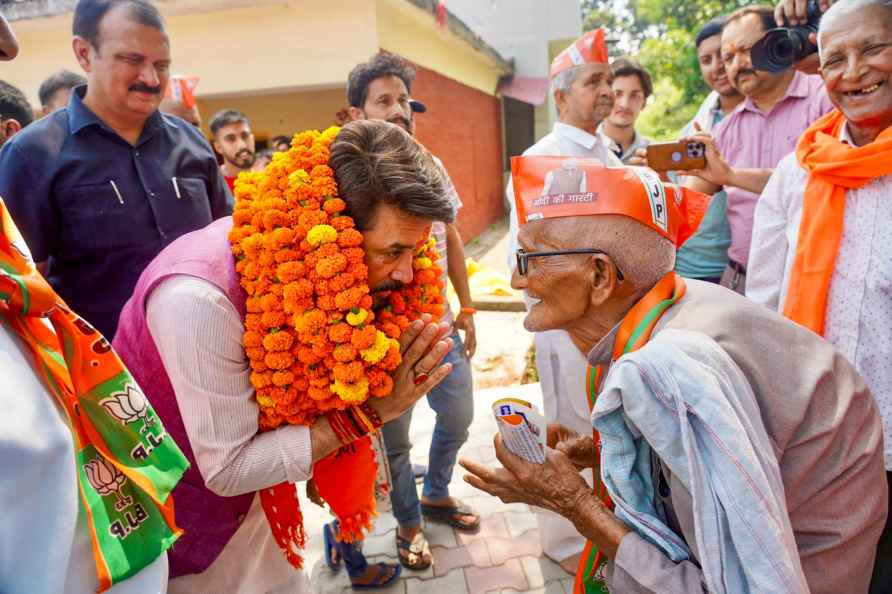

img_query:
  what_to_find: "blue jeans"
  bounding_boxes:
[381,332,474,528]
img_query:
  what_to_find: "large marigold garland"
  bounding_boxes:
[228,126,445,430]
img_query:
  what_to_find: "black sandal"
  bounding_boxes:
[421,500,481,533]
[395,532,432,571]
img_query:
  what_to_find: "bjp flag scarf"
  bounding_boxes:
[0,198,189,591]
[784,109,892,335]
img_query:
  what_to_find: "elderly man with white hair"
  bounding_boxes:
[464,158,886,593]
[504,29,624,568]
[747,0,892,591]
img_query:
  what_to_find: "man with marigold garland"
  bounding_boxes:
[345,51,480,570]
[112,119,458,593]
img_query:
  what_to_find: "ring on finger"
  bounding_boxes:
[413,363,431,385]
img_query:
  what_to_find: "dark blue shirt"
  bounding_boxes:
[0,86,232,338]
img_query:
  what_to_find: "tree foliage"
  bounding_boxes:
[583,0,753,139]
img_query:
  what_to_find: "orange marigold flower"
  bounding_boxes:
[317,294,336,311]
[379,345,401,371]
[380,322,401,339]
[250,359,268,373]
[262,331,293,352]
[343,247,365,265]
[308,386,330,401]
[245,314,263,332]
[272,370,295,387]
[243,330,263,348]
[370,374,394,398]
[316,253,347,279]
[260,293,282,312]
[323,197,346,214]
[265,351,294,370]
[351,325,377,350]
[328,322,353,343]
[331,216,355,231]
[277,261,307,284]
[294,309,326,333]
[337,228,363,248]
[261,311,286,329]
[262,209,288,231]
[246,347,266,361]
[333,344,358,362]
[335,287,367,310]
[297,346,322,365]
[251,371,273,389]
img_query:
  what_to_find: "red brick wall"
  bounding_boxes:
[410,64,505,242]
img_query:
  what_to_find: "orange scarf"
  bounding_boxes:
[785,110,892,334]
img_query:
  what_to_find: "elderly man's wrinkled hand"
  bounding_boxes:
[547,423,597,471]
[459,434,591,517]
[775,0,835,26]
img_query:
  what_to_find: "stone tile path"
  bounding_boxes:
[303,382,577,593]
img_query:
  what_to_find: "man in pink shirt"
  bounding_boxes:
[679,4,833,293]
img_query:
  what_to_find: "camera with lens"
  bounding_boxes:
[751,0,822,73]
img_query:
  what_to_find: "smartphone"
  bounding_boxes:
[646,140,706,171]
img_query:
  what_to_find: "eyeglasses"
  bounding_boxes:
[515,248,624,281]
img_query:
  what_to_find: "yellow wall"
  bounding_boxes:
[199,87,347,140]
[375,0,506,96]
[3,0,380,107]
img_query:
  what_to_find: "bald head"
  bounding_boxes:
[820,0,892,45]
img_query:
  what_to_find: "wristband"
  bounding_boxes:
[460,307,477,316]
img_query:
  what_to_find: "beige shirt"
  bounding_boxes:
[590,280,886,594]
[146,276,312,594]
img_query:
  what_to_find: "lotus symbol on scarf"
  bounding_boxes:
[84,457,133,511]
[101,385,153,431]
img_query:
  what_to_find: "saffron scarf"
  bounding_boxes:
[0,199,189,591]
[785,109,892,335]
[574,271,686,594]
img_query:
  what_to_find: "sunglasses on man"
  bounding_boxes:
[515,248,624,281]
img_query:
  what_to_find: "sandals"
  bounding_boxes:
[396,532,433,570]
[351,562,402,590]
[421,500,481,533]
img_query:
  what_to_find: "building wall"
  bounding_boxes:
[198,87,346,140]
[412,65,504,242]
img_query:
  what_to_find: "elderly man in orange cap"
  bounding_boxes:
[466,157,886,593]
[505,28,625,568]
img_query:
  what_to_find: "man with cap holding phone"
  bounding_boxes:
[505,28,624,569]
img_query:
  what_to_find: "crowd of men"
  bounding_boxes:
[2,0,892,593]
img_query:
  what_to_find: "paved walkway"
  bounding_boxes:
[303,382,577,594]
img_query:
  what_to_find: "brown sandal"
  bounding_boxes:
[395,532,432,571]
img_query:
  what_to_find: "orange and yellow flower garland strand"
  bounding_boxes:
[228,125,445,430]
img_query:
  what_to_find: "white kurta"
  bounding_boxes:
[506,121,623,562]
[747,123,892,470]
[0,321,168,594]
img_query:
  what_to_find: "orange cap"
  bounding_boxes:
[165,74,199,108]
[549,29,609,79]
[511,156,709,248]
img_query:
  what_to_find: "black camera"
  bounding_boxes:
[751,0,822,73]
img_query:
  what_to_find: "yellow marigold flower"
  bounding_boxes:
[330,377,369,403]
[346,308,368,327]
[288,169,310,187]
[360,330,391,364]
[414,257,433,270]
[307,224,338,246]
[256,392,276,408]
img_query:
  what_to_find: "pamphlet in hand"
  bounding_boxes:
[492,398,547,464]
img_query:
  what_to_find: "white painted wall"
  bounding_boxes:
[445,0,582,78]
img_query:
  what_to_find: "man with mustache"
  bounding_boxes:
[674,4,833,294]
[504,28,625,570]
[598,57,653,164]
[210,109,256,192]
[0,0,232,339]
[747,1,892,590]
[345,51,478,571]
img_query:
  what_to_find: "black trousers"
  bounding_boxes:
[869,471,892,594]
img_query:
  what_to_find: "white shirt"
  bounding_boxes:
[146,276,312,594]
[747,123,892,469]
[0,321,168,594]
[506,122,621,562]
